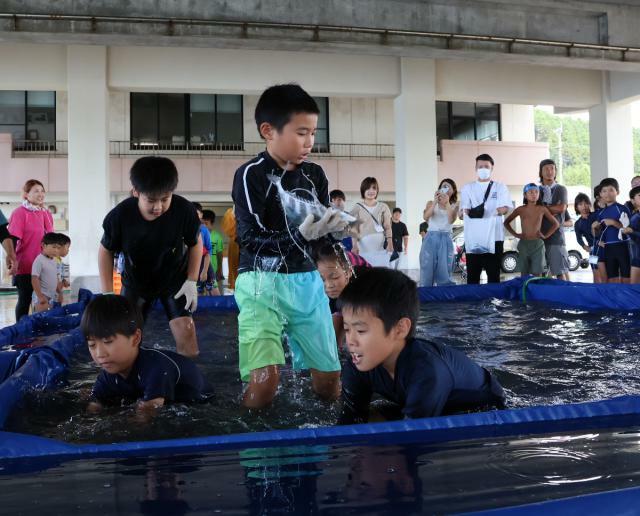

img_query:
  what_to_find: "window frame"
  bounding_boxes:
[0,91,57,150]
[436,101,501,155]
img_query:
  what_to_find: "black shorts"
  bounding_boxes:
[120,285,191,322]
[604,243,631,279]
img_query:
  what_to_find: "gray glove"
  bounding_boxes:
[298,209,348,242]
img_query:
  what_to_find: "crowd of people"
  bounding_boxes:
[1,82,638,425]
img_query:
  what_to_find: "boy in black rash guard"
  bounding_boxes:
[98,157,203,358]
[338,268,505,424]
[81,295,210,414]
[232,84,349,409]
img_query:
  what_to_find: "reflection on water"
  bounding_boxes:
[6,300,640,443]
[2,428,640,514]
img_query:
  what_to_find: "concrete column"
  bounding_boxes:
[589,73,634,189]
[67,45,110,292]
[394,58,438,270]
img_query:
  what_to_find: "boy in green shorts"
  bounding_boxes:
[202,209,224,286]
[504,183,560,276]
[232,84,348,408]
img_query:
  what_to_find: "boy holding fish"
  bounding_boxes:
[231,84,350,408]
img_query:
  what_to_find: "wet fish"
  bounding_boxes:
[267,173,357,226]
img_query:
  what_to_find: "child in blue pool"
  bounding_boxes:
[81,295,210,414]
[338,267,505,424]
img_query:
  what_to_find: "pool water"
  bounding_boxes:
[5,299,640,444]
[3,427,640,514]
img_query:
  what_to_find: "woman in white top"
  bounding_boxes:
[419,178,459,286]
[350,177,393,267]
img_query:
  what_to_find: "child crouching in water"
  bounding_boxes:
[503,183,560,277]
[338,267,505,424]
[311,240,370,347]
[81,295,210,415]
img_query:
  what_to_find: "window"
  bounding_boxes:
[130,93,243,149]
[436,101,501,154]
[312,97,330,153]
[0,91,56,149]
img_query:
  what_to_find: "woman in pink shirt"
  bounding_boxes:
[8,179,54,320]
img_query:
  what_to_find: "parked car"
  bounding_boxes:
[501,225,589,273]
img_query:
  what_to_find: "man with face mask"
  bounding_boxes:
[538,159,570,281]
[460,154,512,284]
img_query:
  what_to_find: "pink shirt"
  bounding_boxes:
[8,206,54,275]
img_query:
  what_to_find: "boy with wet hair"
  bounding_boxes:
[339,267,505,424]
[98,156,203,357]
[503,184,559,277]
[232,83,348,408]
[81,295,209,414]
[592,178,632,283]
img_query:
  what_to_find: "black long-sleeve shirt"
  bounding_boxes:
[340,337,506,424]
[232,151,330,274]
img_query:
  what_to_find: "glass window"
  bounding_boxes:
[215,94,242,148]
[130,93,158,144]
[0,91,56,148]
[131,93,244,149]
[27,91,55,143]
[189,94,215,144]
[312,97,329,152]
[436,101,500,145]
[158,94,185,146]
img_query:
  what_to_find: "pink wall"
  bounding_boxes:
[0,134,549,196]
[437,140,550,188]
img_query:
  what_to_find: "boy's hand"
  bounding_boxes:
[37,293,48,306]
[622,227,633,235]
[298,209,348,242]
[174,279,198,312]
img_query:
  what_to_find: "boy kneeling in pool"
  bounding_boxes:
[339,268,505,424]
[81,295,210,414]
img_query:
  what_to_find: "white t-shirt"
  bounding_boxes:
[460,180,512,243]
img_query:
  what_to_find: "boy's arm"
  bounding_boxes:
[87,401,103,414]
[31,276,47,304]
[187,233,203,282]
[540,208,560,239]
[503,207,521,238]
[98,244,114,293]
[338,361,373,425]
[137,397,165,412]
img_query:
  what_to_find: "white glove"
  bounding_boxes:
[174,279,198,312]
[619,212,630,240]
[298,209,348,242]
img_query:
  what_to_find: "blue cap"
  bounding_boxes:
[523,183,539,194]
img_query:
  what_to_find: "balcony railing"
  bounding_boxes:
[12,140,394,159]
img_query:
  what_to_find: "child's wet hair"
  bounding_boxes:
[629,185,640,202]
[41,232,59,246]
[600,177,619,193]
[130,156,179,196]
[338,267,419,339]
[254,84,319,136]
[80,295,144,340]
[311,239,351,271]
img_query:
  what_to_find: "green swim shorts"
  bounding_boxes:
[517,238,546,275]
[234,270,340,382]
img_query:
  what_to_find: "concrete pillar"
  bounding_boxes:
[589,73,634,189]
[67,46,110,292]
[394,58,438,270]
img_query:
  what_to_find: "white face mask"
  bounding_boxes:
[476,168,491,181]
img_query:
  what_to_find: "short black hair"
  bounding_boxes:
[476,154,494,166]
[538,159,557,181]
[593,184,602,199]
[329,189,346,201]
[254,84,319,138]
[574,193,592,215]
[130,156,179,196]
[80,294,144,340]
[338,267,419,339]
[55,233,71,246]
[201,209,216,224]
[630,185,640,200]
[311,238,351,271]
[41,232,59,245]
[393,207,402,214]
[192,202,203,213]
[360,177,379,199]
[600,177,619,193]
